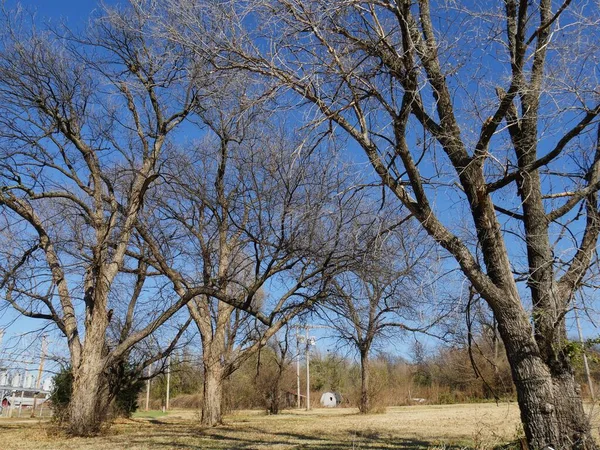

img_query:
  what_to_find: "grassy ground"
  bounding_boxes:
[133,410,169,419]
[0,402,595,449]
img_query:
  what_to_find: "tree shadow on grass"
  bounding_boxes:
[187,425,470,449]
[1,417,478,450]
[118,420,463,449]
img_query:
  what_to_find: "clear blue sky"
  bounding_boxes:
[4,0,599,364]
[12,0,117,23]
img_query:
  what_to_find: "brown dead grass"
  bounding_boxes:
[0,403,598,449]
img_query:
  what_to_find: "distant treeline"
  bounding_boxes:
[145,335,598,411]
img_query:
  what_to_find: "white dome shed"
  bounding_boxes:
[320,392,337,407]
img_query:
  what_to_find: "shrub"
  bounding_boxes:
[108,361,145,418]
[49,367,73,424]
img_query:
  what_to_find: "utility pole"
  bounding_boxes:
[145,364,151,411]
[296,336,301,409]
[305,326,310,411]
[35,335,47,389]
[291,324,328,411]
[574,306,595,400]
[31,335,47,417]
[165,356,171,411]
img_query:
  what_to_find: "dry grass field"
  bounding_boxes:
[1,403,598,449]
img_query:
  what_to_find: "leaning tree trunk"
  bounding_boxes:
[495,302,595,449]
[359,348,370,414]
[201,359,224,427]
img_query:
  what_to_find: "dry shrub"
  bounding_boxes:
[170,394,203,409]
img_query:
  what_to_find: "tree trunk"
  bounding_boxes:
[201,362,224,427]
[268,375,281,414]
[359,349,370,414]
[496,304,595,449]
[553,370,593,449]
[68,351,109,436]
[68,283,111,436]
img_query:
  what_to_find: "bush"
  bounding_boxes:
[49,367,73,424]
[108,362,145,418]
[169,393,202,409]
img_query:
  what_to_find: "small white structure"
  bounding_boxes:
[42,378,53,392]
[25,373,35,389]
[320,392,338,407]
[11,372,21,387]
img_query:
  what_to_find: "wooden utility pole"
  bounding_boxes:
[31,335,47,417]
[36,335,47,388]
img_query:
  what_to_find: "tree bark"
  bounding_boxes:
[201,361,224,427]
[68,363,108,436]
[495,299,595,449]
[358,348,371,414]
[67,333,109,436]
[268,375,281,414]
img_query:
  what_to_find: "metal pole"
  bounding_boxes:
[296,335,301,409]
[305,327,310,411]
[165,356,171,411]
[575,307,595,400]
[145,364,151,411]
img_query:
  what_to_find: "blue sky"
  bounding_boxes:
[2,0,600,367]
[14,0,113,20]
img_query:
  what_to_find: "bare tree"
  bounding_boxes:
[256,327,294,415]
[0,4,209,435]
[322,213,436,413]
[158,0,600,447]
[135,77,357,425]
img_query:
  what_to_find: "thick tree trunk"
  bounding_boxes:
[511,357,593,449]
[552,370,593,449]
[68,350,109,436]
[201,362,224,427]
[496,304,595,449]
[359,349,370,414]
[68,282,111,436]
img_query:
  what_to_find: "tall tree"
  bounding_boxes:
[0,4,205,435]
[137,82,356,425]
[159,0,600,447]
[323,214,435,413]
